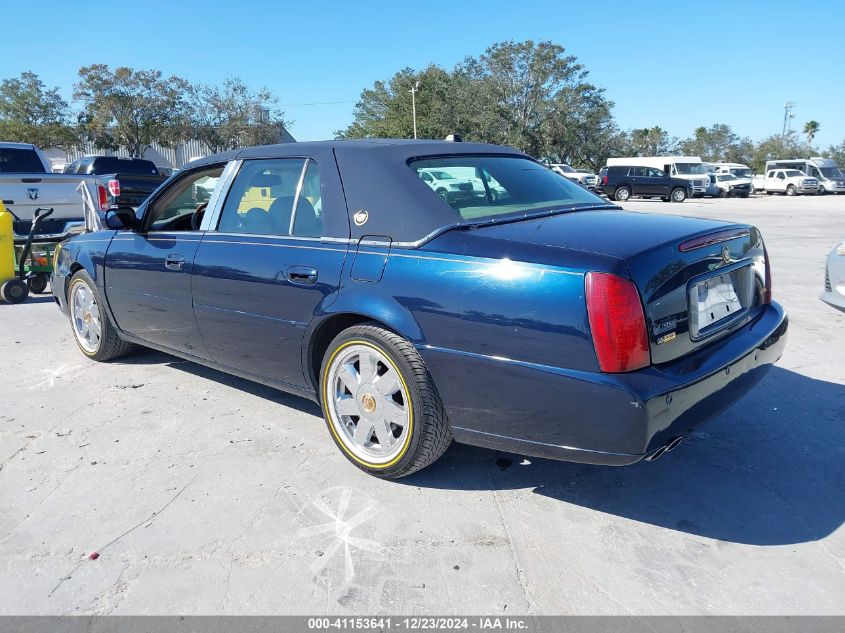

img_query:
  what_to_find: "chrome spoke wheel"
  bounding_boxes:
[325,343,411,465]
[70,283,101,353]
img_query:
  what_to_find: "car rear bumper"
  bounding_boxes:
[422,301,788,465]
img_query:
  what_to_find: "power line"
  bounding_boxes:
[278,100,356,107]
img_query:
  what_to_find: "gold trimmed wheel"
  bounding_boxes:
[67,271,133,361]
[320,323,451,478]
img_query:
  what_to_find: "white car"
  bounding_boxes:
[821,242,845,313]
[711,173,752,198]
[550,164,598,189]
[417,168,474,197]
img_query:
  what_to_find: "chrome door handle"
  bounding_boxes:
[285,266,318,285]
[165,254,185,270]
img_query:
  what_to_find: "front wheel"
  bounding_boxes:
[320,323,452,478]
[818,186,826,195]
[68,271,133,361]
[786,185,797,196]
[671,187,687,202]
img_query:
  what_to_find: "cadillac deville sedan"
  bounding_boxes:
[52,140,788,478]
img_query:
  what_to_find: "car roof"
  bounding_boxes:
[184,140,530,243]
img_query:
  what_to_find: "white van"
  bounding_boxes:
[764,158,845,194]
[607,156,709,196]
[712,162,754,178]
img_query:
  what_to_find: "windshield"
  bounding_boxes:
[0,148,46,173]
[554,164,575,173]
[674,163,707,175]
[784,170,804,178]
[820,167,843,178]
[731,168,753,178]
[411,155,604,221]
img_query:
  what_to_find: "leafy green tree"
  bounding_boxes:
[0,71,77,149]
[622,126,677,156]
[184,78,289,154]
[338,40,616,164]
[822,141,845,167]
[74,64,187,157]
[749,133,806,172]
[803,120,820,147]
[678,124,753,163]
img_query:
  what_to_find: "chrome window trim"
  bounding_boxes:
[201,159,243,232]
[289,158,310,235]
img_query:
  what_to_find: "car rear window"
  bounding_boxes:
[89,157,160,175]
[410,155,601,221]
[0,148,46,173]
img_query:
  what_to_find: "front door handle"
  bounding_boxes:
[285,266,318,285]
[165,254,186,271]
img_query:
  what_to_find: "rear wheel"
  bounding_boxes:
[671,187,687,202]
[68,271,133,361]
[320,323,452,479]
[26,274,49,294]
[614,186,631,202]
[1,279,28,304]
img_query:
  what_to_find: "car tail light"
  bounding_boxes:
[602,175,609,185]
[97,185,108,210]
[108,179,121,197]
[585,272,650,373]
[762,244,772,304]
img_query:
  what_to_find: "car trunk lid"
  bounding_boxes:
[467,209,767,365]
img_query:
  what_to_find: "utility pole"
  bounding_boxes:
[410,81,420,139]
[782,101,797,137]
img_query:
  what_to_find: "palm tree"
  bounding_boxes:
[803,120,820,147]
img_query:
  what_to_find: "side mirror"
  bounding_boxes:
[104,206,138,231]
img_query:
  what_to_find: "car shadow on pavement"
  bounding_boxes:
[114,347,323,417]
[404,367,845,547]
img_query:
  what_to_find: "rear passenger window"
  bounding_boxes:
[217,159,323,237]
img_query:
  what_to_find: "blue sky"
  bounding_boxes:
[3,0,843,148]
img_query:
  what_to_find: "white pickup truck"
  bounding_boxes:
[0,142,90,237]
[0,142,162,240]
[754,168,819,196]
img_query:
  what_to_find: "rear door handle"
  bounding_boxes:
[285,266,318,285]
[165,254,185,271]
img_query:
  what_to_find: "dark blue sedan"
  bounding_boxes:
[52,140,787,478]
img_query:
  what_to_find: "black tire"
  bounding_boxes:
[671,187,687,203]
[786,185,796,196]
[818,186,826,195]
[1,279,29,304]
[67,270,133,361]
[26,274,49,294]
[320,322,452,479]
[614,186,631,202]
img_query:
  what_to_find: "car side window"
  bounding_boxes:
[647,168,663,178]
[217,158,323,238]
[631,167,647,177]
[145,165,224,231]
[777,172,785,180]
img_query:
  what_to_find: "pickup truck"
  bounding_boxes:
[0,143,166,239]
[755,169,819,196]
[64,156,167,207]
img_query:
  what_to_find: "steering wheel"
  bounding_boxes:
[191,202,208,231]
